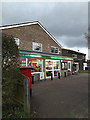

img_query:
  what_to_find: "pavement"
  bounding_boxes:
[30,73,88,118]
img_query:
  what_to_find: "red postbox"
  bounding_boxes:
[20,66,32,95]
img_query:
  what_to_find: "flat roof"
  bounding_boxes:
[62,48,86,55]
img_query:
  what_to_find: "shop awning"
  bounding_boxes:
[19,51,73,61]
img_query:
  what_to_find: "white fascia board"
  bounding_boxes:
[0,21,62,48]
[0,21,38,30]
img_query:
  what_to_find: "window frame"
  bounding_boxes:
[68,61,71,71]
[14,37,20,48]
[50,46,59,54]
[61,62,68,70]
[82,55,85,59]
[32,42,42,52]
[72,54,77,58]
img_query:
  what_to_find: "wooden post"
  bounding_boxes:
[24,77,30,117]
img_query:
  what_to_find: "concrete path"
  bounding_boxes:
[30,73,88,118]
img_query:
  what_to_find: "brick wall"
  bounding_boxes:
[2,24,62,55]
[62,49,86,70]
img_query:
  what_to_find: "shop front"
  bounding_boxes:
[19,51,73,80]
[72,62,79,72]
[19,57,44,80]
[61,60,72,76]
[45,60,60,78]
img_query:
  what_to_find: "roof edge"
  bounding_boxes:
[62,48,86,55]
[0,21,39,30]
[0,21,62,48]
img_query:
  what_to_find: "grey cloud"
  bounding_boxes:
[56,35,88,48]
[40,3,88,37]
[2,2,88,49]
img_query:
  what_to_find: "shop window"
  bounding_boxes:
[28,59,43,72]
[14,38,19,48]
[32,42,42,52]
[68,62,70,69]
[61,62,67,70]
[82,55,85,59]
[45,60,53,78]
[46,61,53,70]
[19,58,26,67]
[51,46,59,54]
[62,63,64,69]
[45,60,60,78]
[68,61,71,71]
[54,61,60,69]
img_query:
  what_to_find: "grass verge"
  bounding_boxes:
[78,70,90,74]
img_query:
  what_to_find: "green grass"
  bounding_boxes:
[78,70,90,74]
[2,105,29,119]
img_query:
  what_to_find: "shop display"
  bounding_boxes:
[68,61,71,71]
[54,61,60,69]
[45,60,60,78]
[19,58,26,67]
[19,58,43,72]
[46,61,53,70]
[61,62,68,70]
[28,59,43,72]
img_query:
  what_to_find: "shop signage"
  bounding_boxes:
[19,51,73,61]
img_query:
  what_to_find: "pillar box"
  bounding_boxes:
[20,66,32,96]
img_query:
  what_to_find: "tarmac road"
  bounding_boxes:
[30,73,88,118]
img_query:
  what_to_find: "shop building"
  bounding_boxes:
[62,48,86,71]
[1,21,73,80]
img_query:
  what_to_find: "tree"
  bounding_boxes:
[2,33,28,119]
[2,33,20,107]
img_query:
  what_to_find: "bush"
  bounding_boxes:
[2,33,19,107]
[2,33,29,119]
[2,33,26,114]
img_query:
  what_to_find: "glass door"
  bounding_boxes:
[45,60,54,78]
[53,60,60,77]
[45,60,60,78]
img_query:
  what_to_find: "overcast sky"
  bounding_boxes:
[2,2,88,58]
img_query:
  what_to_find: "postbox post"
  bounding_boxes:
[19,66,32,96]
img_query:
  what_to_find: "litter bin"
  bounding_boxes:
[20,66,32,96]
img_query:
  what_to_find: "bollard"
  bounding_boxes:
[30,88,32,97]
[58,72,60,79]
[64,72,66,77]
[51,72,53,80]
[32,75,34,84]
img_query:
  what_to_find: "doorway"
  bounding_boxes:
[45,59,60,78]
